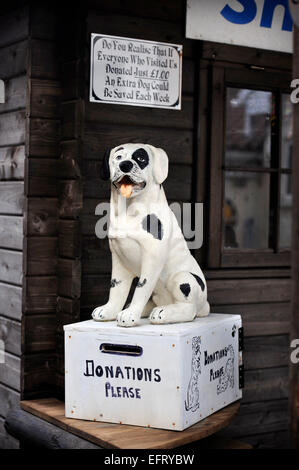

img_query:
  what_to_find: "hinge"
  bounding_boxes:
[238,327,244,352]
[239,364,244,389]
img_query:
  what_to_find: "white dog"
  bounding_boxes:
[92,143,210,327]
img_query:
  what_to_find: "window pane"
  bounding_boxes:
[225,88,272,168]
[224,171,270,249]
[281,94,293,170]
[279,174,292,248]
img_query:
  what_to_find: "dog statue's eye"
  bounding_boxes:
[116,155,122,160]
[138,156,145,162]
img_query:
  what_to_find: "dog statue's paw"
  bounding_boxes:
[149,306,167,324]
[92,304,117,321]
[117,307,140,327]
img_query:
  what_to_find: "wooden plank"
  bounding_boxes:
[0,317,21,356]
[0,417,19,449]
[28,118,60,157]
[26,198,58,236]
[0,216,23,250]
[83,126,193,165]
[244,335,289,370]
[57,297,80,335]
[23,353,56,394]
[30,79,61,119]
[59,220,81,259]
[202,42,292,70]
[0,249,22,285]
[212,303,290,337]
[23,315,56,353]
[59,181,83,218]
[26,237,57,276]
[61,101,83,141]
[0,182,24,215]
[30,39,60,79]
[205,268,291,279]
[0,352,20,391]
[85,96,194,130]
[87,0,184,22]
[24,276,57,314]
[222,399,288,438]
[60,140,81,179]
[0,283,22,320]
[30,4,59,40]
[83,163,192,202]
[5,408,100,449]
[81,274,110,309]
[20,398,240,449]
[58,259,81,299]
[243,430,289,449]
[0,383,20,419]
[82,237,111,275]
[0,146,25,181]
[208,278,291,305]
[0,41,28,80]
[26,158,58,197]
[0,6,29,48]
[0,75,26,113]
[0,110,26,146]
[243,367,289,403]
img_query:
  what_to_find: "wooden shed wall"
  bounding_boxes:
[0,5,29,449]
[61,0,290,448]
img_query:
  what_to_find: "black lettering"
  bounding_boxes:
[84,360,94,376]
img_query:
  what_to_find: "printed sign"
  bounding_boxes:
[90,34,182,110]
[186,0,293,53]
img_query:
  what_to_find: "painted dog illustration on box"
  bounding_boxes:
[185,336,201,412]
[92,143,210,327]
[217,345,235,394]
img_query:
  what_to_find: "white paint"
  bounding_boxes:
[186,0,293,53]
[90,34,182,109]
[0,80,5,104]
[64,314,242,430]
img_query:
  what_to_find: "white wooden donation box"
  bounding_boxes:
[64,314,243,431]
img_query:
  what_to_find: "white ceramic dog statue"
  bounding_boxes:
[92,143,210,327]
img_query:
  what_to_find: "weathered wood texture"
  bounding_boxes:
[20,3,61,401]
[290,26,299,448]
[0,7,27,448]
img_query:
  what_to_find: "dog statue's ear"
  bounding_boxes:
[150,146,169,184]
[100,148,111,181]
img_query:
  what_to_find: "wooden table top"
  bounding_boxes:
[21,398,240,449]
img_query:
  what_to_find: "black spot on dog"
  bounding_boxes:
[111,279,121,288]
[190,273,205,291]
[137,278,147,288]
[180,283,191,298]
[100,148,111,181]
[132,148,149,170]
[142,214,163,240]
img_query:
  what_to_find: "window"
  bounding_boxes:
[208,64,292,268]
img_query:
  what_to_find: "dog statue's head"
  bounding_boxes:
[100,143,169,199]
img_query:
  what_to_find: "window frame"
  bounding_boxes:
[206,60,292,269]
